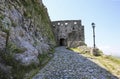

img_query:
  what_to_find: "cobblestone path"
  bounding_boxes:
[33,47,118,79]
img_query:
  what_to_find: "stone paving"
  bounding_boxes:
[33,46,118,79]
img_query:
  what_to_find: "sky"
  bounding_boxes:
[43,0,120,57]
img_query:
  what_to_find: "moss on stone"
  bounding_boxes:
[0,0,56,78]
[19,0,56,44]
[6,42,26,54]
[11,21,17,27]
[0,14,4,20]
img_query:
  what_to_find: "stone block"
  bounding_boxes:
[91,48,101,56]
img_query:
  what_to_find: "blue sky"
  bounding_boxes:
[43,0,120,56]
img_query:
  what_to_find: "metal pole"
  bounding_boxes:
[92,23,96,48]
[93,26,95,48]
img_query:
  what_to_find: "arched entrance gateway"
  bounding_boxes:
[59,38,66,46]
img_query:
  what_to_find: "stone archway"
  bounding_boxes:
[59,38,65,46]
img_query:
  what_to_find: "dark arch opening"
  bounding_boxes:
[59,38,65,46]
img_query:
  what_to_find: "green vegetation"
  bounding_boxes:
[5,30,10,51]
[25,51,54,79]
[0,14,5,30]
[0,51,39,79]
[38,53,52,67]
[0,47,54,79]
[71,47,120,78]
[11,21,17,27]
[20,0,55,44]
[5,42,26,54]
[104,55,120,64]
[0,42,31,79]
[0,0,56,79]
[0,14,4,20]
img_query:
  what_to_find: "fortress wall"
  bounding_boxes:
[52,20,85,47]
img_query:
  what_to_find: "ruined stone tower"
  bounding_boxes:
[52,20,85,47]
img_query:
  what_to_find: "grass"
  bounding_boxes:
[70,47,120,78]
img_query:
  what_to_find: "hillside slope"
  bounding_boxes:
[0,0,56,78]
[71,46,120,78]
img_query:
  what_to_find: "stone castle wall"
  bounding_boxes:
[52,20,85,47]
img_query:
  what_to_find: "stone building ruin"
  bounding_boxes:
[52,20,85,47]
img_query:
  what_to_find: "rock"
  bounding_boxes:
[91,48,101,56]
[14,54,39,66]
[0,0,56,78]
[0,0,56,66]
